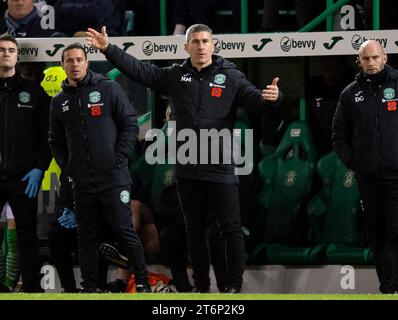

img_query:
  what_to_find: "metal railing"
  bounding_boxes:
[110,0,382,123]
[297,0,380,120]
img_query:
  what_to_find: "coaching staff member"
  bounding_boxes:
[333,40,398,294]
[0,33,51,292]
[86,24,282,293]
[49,43,150,293]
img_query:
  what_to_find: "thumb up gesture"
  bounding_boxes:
[262,77,280,102]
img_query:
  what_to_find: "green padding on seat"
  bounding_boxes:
[267,243,325,265]
[258,121,317,245]
[308,152,360,244]
[130,155,155,206]
[327,243,373,265]
[307,152,371,264]
[257,154,277,211]
[151,163,176,214]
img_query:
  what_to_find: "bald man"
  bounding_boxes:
[333,40,398,293]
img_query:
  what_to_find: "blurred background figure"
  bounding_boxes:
[307,56,355,156]
[261,0,324,32]
[0,0,61,37]
[172,0,241,35]
[54,0,125,36]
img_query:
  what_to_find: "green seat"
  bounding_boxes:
[251,121,319,264]
[151,161,176,214]
[307,152,372,264]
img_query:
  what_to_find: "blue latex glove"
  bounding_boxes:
[58,207,77,229]
[22,168,43,198]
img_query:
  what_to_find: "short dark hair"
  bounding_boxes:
[61,42,87,62]
[185,24,213,43]
[0,33,18,47]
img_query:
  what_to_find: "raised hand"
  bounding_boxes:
[86,26,109,51]
[261,77,280,102]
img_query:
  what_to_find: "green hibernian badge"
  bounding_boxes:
[89,91,101,103]
[384,88,395,100]
[214,74,226,85]
[19,91,30,103]
[120,190,130,204]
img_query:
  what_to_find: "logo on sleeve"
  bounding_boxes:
[89,91,101,103]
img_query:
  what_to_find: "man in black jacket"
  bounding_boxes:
[87,24,282,293]
[0,33,51,292]
[332,40,398,293]
[49,43,150,293]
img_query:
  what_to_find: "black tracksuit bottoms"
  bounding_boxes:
[48,220,110,292]
[74,185,148,289]
[176,177,244,291]
[356,174,398,293]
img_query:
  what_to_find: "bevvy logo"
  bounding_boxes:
[213,38,245,54]
[351,34,387,50]
[280,36,316,52]
[142,41,177,56]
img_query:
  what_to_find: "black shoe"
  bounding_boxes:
[99,243,129,269]
[224,287,240,294]
[176,284,194,293]
[62,288,78,293]
[193,287,210,293]
[136,284,152,293]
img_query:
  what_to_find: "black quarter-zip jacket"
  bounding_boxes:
[0,72,51,180]
[332,64,398,178]
[49,70,139,193]
[103,44,283,184]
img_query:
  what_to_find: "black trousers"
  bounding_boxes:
[176,177,244,291]
[207,220,229,290]
[356,175,398,293]
[74,185,148,289]
[48,220,78,292]
[158,212,229,292]
[0,178,39,292]
[48,219,109,292]
[159,223,192,292]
